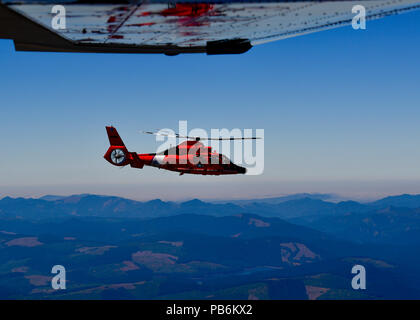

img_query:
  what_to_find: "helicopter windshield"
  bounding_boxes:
[220,154,231,165]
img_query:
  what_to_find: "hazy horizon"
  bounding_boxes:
[2,180,420,202]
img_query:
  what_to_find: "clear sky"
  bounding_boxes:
[1,11,420,201]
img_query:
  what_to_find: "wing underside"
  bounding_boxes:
[1,0,419,54]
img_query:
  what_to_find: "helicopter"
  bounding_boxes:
[104,126,260,175]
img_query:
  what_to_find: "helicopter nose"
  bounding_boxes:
[236,165,247,174]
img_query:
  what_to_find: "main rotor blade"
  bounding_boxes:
[142,130,261,141]
[204,137,262,140]
[143,131,181,138]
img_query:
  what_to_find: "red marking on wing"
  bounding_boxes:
[160,4,214,17]
[107,16,116,23]
[139,4,217,18]
[108,34,124,39]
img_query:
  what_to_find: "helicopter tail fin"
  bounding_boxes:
[106,126,126,147]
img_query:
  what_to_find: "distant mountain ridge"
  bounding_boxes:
[369,194,420,208]
[0,194,242,219]
[2,193,420,221]
[2,193,420,245]
[211,193,343,205]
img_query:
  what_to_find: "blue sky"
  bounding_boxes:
[1,11,420,201]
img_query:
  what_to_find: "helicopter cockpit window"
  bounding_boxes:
[221,155,231,165]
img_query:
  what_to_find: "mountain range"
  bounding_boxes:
[1,193,420,299]
[2,193,420,244]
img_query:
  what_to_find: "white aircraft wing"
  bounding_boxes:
[0,0,419,54]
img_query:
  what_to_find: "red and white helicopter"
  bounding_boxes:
[104,126,259,175]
